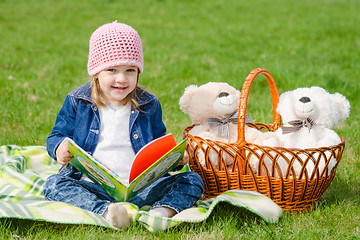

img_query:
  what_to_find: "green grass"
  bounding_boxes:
[1,0,359,239]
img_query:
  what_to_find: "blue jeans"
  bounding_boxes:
[43,171,204,215]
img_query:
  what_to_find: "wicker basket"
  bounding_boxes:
[183,68,345,212]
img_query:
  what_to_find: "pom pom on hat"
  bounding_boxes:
[87,21,144,76]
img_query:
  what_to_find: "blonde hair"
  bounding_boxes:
[90,74,141,109]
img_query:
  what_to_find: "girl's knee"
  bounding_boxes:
[180,171,205,192]
[44,174,64,187]
[43,174,69,198]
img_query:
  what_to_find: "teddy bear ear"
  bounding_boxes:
[276,90,291,115]
[235,90,241,99]
[333,92,351,121]
[179,85,198,113]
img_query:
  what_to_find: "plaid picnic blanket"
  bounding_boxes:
[0,145,283,232]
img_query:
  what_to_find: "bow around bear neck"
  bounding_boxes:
[281,117,316,134]
[207,110,254,138]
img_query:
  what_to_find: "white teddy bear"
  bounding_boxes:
[179,82,274,169]
[264,86,350,148]
[260,86,350,177]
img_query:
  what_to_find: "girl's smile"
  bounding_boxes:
[97,65,138,106]
[112,86,128,92]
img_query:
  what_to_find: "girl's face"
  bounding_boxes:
[97,65,138,106]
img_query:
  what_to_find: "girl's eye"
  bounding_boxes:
[107,68,116,72]
[127,69,136,72]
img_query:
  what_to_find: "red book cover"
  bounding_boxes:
[129,134,177,182]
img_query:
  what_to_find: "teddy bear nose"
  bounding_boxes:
[299,96,311,103]
[218,92,229,98]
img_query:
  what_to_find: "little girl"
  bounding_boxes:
[43,21,204,229]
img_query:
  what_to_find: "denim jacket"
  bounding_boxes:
[47,82,167,179]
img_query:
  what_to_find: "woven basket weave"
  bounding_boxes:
[183,68,345,212]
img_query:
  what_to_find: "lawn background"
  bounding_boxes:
[0,0,359,239]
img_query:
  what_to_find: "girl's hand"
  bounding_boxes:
[56,139,73,165]
[178,151,189,166]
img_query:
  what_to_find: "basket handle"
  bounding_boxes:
[237,68,281,144]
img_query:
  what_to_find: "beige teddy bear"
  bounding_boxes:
[179,82,275,169]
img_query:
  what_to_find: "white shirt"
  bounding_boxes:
[91,103,135,184]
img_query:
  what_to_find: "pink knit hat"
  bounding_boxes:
[87,21,144,76]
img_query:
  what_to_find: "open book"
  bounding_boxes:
[67,134,187,202]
